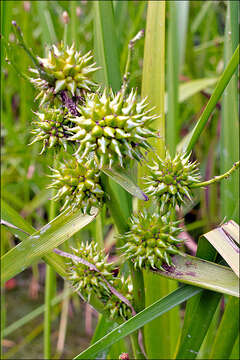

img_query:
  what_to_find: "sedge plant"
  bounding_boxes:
[1,2,239,359]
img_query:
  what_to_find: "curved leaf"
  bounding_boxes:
[1,207,98,284]
[151,253,239,297]
[101,167,148,201]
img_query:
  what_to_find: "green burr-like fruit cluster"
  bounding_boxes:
[69,89,157,168]
[67,242,115,302]
[145,152,200,211]
[120,210,183,270]
[30,108,70,154]
[49,157,104,213]
[105,276,133,320]
[67,242,133,321]
[30,42,98,105]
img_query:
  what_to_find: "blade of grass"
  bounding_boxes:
[1,207,98,284]
[230,334,239,360]
[177,77,218,105]
[120,1,146,71]
[191,1,213,34]
[220,1,239,222]
[181,44,239,154]
[176,291,221,359]
[93,1,121,91]
[176,1,189,70]
[209,296,239,359]
[222,220,239,245]
[196,303,221,359]
[90,315,117,359]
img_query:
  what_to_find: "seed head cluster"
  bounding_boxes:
[67,242,133,321]
[120,210,183,270]
[69,89,157,168]
[145,152,200,211]
[30,42,98,106]
[30,107,70,154]
[48,157,104,214]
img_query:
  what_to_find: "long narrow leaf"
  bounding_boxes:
[167,0,179,155]
[101,167,148,201]
[182,45,239,153]
[1,208,98,284]
[209,296,239,359]
[220,2,239,221]
[93,1,121,91]
[74,285,202,359]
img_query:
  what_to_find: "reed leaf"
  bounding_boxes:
[74,285,202,359]
[181,44,239,153]
[101,167,148,201]
[152,253,239,297]
[209,296,239,359]
[1,207,98,284]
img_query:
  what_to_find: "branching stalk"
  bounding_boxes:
[121,30,144,95]
[191,161,240,188]
[11,21,55,85]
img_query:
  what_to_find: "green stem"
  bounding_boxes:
[121,30,144,95]
[11,21,55,84]
[192,161,239,188]
[44,154,57,359]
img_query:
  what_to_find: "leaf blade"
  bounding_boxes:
[101,167,148,201]
[74,285,202,359]
[1,208,98,284]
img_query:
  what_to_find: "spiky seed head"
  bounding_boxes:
[119,210,183,270]
[30,42,99,105]
[48,156,104,213]
[67,243,133,321]
[67,242,115,302]
[29,107,70,154]
[145,152,201,211]
[104,276,133,321]
[68,89,157,168]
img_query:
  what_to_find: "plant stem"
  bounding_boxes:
[11,21,55,84]
[121,30,144,95]
[44,154,57,359]
[191,161,239,188]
